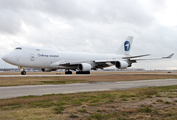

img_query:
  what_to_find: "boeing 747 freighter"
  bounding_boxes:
[2,36,174,75]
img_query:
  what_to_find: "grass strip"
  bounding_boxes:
[0,85,177,119]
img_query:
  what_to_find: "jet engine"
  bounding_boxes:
[41,68,56,72]
[115,61,129,69]
[78,63,92,71]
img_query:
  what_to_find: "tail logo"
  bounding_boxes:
[124,41,130,51]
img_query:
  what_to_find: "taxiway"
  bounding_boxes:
[0,79,177,99]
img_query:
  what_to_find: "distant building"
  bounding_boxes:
[0,68,42,72]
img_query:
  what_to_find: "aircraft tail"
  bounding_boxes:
[116,36,133,56]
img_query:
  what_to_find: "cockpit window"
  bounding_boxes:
[15,47,22,50]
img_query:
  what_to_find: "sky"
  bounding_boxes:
[0,0,177,70]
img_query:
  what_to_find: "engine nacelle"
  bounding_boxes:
[115,61,129,69]
[78,63,92,71]
[41,68,56,72]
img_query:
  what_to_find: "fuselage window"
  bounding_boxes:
[15,47,22,50]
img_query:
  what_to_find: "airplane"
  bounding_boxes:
[2,36,174,75]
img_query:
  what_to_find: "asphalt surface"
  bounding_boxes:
[0,79,177,99]
[0,73,176,77]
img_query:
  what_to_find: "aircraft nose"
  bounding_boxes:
[2,54,7,62]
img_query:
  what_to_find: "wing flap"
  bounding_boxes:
[122,54,150,59]
[95,59,119,63]
[59,61,92,66]
[95,54,151,63]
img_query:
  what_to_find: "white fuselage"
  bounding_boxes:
[2,46,122,69]
[2,36,172,75]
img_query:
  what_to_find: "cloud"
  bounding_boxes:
[0,10,22,34]
[0,0,176,69]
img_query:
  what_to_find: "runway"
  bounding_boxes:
[0,79,177,99]
[0,73,176,77]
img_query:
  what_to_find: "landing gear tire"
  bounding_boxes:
[65,70,72,74]
[21,71,26,75]
[76,71,90,74]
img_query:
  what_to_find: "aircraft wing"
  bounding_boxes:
[131,53,174,61]
[55,60,111,69]
[51,53,174,70]
[57,53,174,65]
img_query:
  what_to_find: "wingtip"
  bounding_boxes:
[162,53,174,59]
[168,53,174,58]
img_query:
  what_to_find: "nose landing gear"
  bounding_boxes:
[21,71,26,75]
[20,67,26,75]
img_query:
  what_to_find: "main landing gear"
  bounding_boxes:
[65,70,90,75]
[65,70,72,74]
[76,71,90,74]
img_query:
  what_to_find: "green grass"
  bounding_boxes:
[140,104,153,108]
[146,95,153,98]
[87,113,112,120]
[54,106,65,114]
[0,104,22,110]
[132,98,136,100]
[156,99,163,102]
[121,98,128,101]
[90,99,100,103]
[87,112,128,120]
[78,109,87,113]
[69,114,78,118]
[156,94,162,97]
[166,113,174,117]
[0,85,177,119]
[120,94,137,98]
[164,101,171,104]
[1,74,177,87]
[105,99,114,103]
[100,93,114,99]
[139,89,158,96]
[137,107,152,113]
[96,109,102,112]
[71,100,82,105]
[140,104,146,107]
